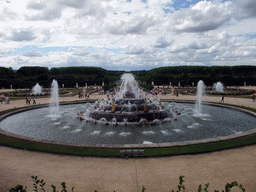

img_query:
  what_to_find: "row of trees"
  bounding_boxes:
[0,65,256,89]
[0,66,124,89]
[138,66,256,86]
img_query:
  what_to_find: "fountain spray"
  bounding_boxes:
[195,80,205,115]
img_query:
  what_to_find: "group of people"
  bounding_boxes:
[0,97,10,104]
[106,91,116,98]
[26,97,36,105]
[78,92,90,100]
[151,88,167,96]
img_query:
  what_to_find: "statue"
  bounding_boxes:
[111,104,116,113]
[144,104,148,113]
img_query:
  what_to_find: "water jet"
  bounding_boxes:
[32,83,42,95]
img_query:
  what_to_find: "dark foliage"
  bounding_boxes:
[1,65,256,89]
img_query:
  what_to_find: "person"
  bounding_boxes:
[87,92,90,100]
[0,98,2,104]
[33,98,36,105]
[221,95,224,102]
[5,96,9,104]
[252,95,255,102]
[26,97,31,105]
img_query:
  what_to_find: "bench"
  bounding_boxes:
[120,149,144,158]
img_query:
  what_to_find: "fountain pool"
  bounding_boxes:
[1,75,256,147]
[1,102,256,146]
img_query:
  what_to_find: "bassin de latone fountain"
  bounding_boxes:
[1,74,256,146]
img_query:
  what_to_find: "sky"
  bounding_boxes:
[0,0,256,71]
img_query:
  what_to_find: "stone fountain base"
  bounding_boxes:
[90,110,169,122]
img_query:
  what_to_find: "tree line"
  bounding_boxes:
[0,66,124,89]
[0,65,256,89]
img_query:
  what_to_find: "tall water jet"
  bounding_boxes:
[195,80,205,115]
[32,83,42,95]
[116,74,142,99]
[213,82,224,93]
[49,79,59,117]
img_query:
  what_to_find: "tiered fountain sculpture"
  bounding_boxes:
[87,74,175,124]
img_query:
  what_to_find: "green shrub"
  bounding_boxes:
[4,175,246,192]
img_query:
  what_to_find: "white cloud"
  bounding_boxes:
[168,1,232,33]
[71,47,91,56]
[126,46,145,54]
[153,37,172,48]
[0,48,16,57]
[235,0,256,19]
[23,50,42,57]
[7,30,36,42]
[104,11,159,35]
[0,0,255,70]
[0,7,17,21]
[26,1,46,10]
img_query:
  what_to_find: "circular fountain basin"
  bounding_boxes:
[1,102,256,147]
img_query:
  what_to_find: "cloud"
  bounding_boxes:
[0,48,16,57]
[0,7,17,21]
[0,0,256,70]
[235,0,256,19]
[26,1,46,10]
[153,37,172,48]
[105,12,159,35]
[126,46,145,54]
[8,30,36,41]
[25,0,105,21]
[58,0,86,9]
[25,7,62,21]
[71,47,91,56]
[75,2,106,18]
[23,50,42,57]
[168,1,232,33]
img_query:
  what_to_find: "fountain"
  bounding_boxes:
[213,82,224,93]
[1,76,256,146]
[32,83,42,95]
[194,80,205,115]
[89,74,170,123]
[49,79,60,117]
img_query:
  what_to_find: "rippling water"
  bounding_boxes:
[1,103,256,145]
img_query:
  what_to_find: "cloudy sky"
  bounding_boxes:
[0,0,256,71]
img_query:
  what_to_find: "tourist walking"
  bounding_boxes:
[33,98,36,105]
[26,97,31,105]
[221,95,224,102]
